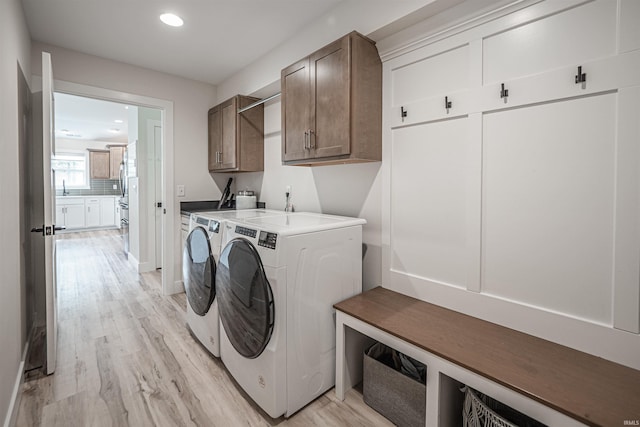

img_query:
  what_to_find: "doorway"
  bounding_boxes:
[54,95,164,274]
[52,79,176,297]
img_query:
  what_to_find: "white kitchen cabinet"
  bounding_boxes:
[85,198,100,227]
[56,198,85,230]
[99,197,116,226]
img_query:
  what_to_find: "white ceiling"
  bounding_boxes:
[55,93,131,143]
[20,0,344,86]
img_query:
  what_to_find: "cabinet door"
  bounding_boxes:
[208,106,222,171]
[100,198,116,226]
[65,204,86,229]
[310,36,351,158]
[85,200,100,227]
[220,97,237,170]
[109,146,124,179]
[55,205,65,227]
[282,57,312,162]
[89,150,110,179]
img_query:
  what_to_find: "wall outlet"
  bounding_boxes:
[112,184,117,189]
[177,185,185,197]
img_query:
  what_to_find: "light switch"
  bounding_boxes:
[177,185,185,197]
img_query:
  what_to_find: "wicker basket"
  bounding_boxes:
[462,386,518,427]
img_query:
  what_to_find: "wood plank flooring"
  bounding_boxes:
[16,229,391,427]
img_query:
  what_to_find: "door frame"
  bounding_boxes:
[53,80,178,295]
[148,119,162,270]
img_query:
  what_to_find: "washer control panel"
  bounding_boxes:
[235,225,257,238]
[258,231,277,250]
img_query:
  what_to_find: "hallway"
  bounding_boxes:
[16,230,389,426]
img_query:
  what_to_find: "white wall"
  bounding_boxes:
[216,0,437,101]
[56,137,123,152]
[0,0,31,423]
[235,101,383,289]
[30,42,219,202]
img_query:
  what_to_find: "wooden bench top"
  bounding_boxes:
[334,287,640,427]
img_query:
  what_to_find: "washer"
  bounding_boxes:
[182,209,287,357]
[216,212,366,418]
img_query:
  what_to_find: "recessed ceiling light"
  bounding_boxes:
[114,119,123,123]
[160,13,183,27]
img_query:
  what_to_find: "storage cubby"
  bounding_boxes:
[438,374,464,427]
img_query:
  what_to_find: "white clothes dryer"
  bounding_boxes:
[182,209,287,357]
[216,212,366,418]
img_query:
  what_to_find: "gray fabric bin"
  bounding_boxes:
[363,343,426,427]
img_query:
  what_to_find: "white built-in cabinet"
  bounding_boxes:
[56,198,86,230]
[99,198,116,226]
[55,196,118,230]
[85,198,100,227]
[381,0,640,423]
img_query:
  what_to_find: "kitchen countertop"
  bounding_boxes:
[57,195,119,199]
[180,200,265,216]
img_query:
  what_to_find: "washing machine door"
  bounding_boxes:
[183,226,216,316]
[216,238,274,359]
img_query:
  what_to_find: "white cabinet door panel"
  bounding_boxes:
[65,204,85,229]
[86,200,100,227]
[392,43,470,107]
[619,0,640,54]
[482,0,616,84]
[391,116,479,289]
[481,92,616,323]
[55,206,65,227]
[100,198,116,226]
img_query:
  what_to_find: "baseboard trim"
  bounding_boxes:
[4,335,30,427]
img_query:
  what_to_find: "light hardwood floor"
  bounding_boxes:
[17,229,392,427]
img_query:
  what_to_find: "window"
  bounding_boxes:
[52,151,89,189]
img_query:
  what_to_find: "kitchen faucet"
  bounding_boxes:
[62,179,69,196]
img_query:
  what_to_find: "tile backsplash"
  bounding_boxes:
[56,179,122,196]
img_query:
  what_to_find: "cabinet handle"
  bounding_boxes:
[304,130,309,150]
[309,129,315,149]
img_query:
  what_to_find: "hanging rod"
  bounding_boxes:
[238,92,281,113]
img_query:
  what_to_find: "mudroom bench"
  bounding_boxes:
[334,287,640,427]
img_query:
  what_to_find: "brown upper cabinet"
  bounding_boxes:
[88,149,110,179]
[108,145,125,179]
[208,95,264,172]
[281,31,382,166]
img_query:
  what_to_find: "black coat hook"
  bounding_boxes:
[445,96,452,113]
[575,66,586,84]
[500,83,509,99]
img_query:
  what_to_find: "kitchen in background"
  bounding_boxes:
[53,93,132,233]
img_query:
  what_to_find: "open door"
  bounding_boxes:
[32,52,60,375]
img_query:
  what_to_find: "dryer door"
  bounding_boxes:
[216,238,274,359]
[183,226,216,316]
